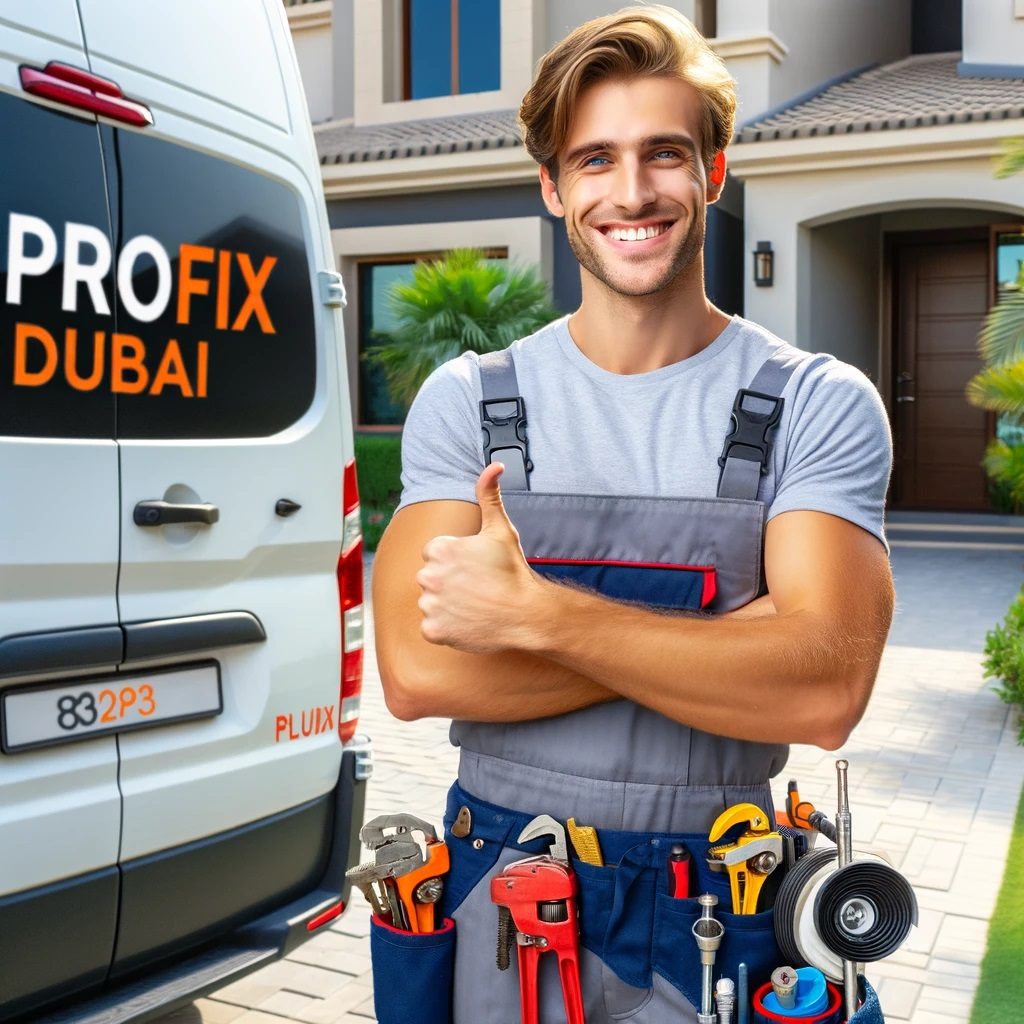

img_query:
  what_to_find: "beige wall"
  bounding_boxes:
[739,154,1024,349]
[765,0,911,110]
[963,0,1024,67]
[288,1,334,124]
[806,216,882,380]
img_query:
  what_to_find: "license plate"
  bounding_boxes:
[1,662,222,753]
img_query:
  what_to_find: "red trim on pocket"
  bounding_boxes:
[527,558,718,610]
[371,914,456,936]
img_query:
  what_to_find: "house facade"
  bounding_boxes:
[288,0,1024,512]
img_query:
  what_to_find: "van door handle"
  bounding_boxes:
[134,500,220,526]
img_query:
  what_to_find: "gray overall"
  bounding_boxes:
[442,347,804,1023]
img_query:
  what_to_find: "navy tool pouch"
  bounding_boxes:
[442,783,786,1009]
[369,914,456,1024]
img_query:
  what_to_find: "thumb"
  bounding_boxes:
[476,462,514,535]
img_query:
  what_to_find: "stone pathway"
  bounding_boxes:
[155,520,1024,1024]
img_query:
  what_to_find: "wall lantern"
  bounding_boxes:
[753,241,774,287]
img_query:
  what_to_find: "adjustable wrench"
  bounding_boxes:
[706,803,783,914]
[346,813,450,932]
[490,814,586,1024]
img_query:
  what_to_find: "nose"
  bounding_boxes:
[610,156,656,213]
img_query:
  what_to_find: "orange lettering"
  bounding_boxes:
[150,339,193,397]
[64,328,105,391]
[176,243,214,326]
[111,333,149,394]
[13,322,58,386]
[275,714,288,742]
[232,253,277,334]
[196,340,208,398]
[216,249,231,330]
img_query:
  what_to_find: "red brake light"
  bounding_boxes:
[337,459,363,743]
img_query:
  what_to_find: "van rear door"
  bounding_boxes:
[76,0,351,973]
[0,6,122,1014]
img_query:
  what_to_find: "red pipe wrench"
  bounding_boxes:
[490,815,586,1024]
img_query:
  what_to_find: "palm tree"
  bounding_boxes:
[365,248,560,409]
[966,138,1024,506]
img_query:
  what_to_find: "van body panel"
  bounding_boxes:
[77,0,292,135]
[0,18,122,1004]
[0,4,367,1016]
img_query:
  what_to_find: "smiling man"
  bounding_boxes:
[372,6,893,1023]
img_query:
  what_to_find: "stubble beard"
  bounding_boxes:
[566,210,706,298]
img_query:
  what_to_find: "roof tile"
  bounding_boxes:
[737,54,1024,143]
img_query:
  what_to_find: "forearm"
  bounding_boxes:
[378,631,616,722]
[526,580,882,747]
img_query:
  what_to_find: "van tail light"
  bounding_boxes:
[337,459,364,743]
[19,63,154,127]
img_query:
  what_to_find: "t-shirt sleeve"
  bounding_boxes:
[394,352,484,513]
[768,357,893,549]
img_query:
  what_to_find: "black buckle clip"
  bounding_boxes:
[480,396,533,490]
[717,389,784,475]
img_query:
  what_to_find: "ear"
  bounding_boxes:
[539,164,565,218]
[707,150,727,203]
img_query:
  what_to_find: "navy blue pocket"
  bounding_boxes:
[851,977,885,1023]
[369,914,456,1024]
[528,558,717,610]
[653,894,781,1011]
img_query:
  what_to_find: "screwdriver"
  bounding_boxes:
[668,843,691,898]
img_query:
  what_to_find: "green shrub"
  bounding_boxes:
[982,588,1024,743]
[354,433,402,552]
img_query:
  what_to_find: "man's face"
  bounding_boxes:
[540,75,721,298]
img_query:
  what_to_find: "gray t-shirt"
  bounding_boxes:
[397,315,892,546]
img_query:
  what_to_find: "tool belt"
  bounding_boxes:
[367,783,888,1024]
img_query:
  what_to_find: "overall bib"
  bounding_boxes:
[369,346,886,1024]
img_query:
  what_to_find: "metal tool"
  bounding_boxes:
[491,814,586,1024]
[835,760,859,1022]
[566,817,604,866]
[715,977,735,1024]
[737,963,749,1024]
[770,966,798,1009]
[345,813,450,933]
[706,803,783,914]
[692,893,724,1024]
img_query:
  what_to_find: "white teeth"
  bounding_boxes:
[608,223,665,241]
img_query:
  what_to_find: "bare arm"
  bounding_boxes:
[372,498,617,722]
[415,464,894,749]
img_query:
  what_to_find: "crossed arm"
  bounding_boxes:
[372,464,894,750]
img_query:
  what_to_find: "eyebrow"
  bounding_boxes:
[563,133,698,166]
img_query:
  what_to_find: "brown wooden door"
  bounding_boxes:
[891,237,990,509]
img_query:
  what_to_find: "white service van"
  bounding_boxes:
[0,3,371,1020]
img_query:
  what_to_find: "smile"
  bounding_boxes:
[600,221,674,242]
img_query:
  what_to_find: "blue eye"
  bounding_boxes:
[583,155,609,167]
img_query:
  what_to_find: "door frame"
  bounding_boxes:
[882,225,995,509]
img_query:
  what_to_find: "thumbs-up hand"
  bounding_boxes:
[416,463,541,653]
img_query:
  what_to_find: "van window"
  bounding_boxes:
[109,130,316,439]
[0,93,115,439]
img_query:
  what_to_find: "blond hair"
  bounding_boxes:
[519,5,736,176]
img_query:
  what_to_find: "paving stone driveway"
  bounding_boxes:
[156,526,1024,1024]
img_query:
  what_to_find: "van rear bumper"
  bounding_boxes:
[13,735,372,1024]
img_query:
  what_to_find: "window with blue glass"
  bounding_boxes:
[405,0,501,100]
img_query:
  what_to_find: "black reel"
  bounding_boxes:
[774,849,837,968]
[814,861,918,962]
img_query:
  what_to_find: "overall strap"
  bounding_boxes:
[717,348,804,500]
[478,349,533,490]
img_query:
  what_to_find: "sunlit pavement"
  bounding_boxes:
[155,517,1024,1024]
